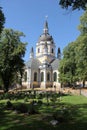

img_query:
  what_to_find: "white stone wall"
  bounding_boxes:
[22,67,61,89]
[36,41,55,63]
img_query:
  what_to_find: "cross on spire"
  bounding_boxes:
[45,15,48,20]
[43,16,49,34]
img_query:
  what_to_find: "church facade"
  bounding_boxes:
[23,20,61,89]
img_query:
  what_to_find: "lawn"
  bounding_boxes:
[0,93,87,130]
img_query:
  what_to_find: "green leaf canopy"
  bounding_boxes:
[0,29,27,92]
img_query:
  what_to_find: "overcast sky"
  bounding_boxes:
[1,0,84,61]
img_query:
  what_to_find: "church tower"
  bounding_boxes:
[30,47,34,59]
[36,20,56,63]
[57,47,61,60]
[24,19,61,90]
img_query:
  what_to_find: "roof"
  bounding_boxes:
[38,20,54,43]
[25,58,41,69]
[51,59,60,70]
[38,33,54,43]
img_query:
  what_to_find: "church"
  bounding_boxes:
[23,20,61,89]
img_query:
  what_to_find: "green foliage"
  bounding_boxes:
[59,42,77,86]
[28,101,38,114]
[53,108,71,122]
[78,9,87,34]
[59,9,87,87]
[24,96,29,102]
[75,10,87,85]
[0,7,5,34]
[59,0,87,10]
[6,100,13,109]
[0,29,27,92]
[16,103,28,113]
[75,35,87,83]
[0,95,87,130]
[37,99,43,105]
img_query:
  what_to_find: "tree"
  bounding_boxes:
[75,35,87,87]
[59,0,87,10]
[0,7,5,34]
[78,9,87,34]
[59,42,77,87]
[75,9,87,87]
[59,9,87,87]
[0,29,27,92]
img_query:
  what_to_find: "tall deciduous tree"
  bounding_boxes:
[0,29,27,92]
[59,42,77,87]
[75,35,87,87]
[75,9,87,86]
[59,9,87,87]
[78,9,87,34]
[59,0,87,10]
[0,7,5,34]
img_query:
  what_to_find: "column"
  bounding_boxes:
[44,67,47,89]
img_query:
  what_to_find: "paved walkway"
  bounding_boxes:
[81,89,87,97]
[60,88,87,97]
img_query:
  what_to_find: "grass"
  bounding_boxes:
[0,95,87,130]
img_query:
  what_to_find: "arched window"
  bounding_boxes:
[47,72,50,81]
[53,72,57,81]
[34,72,37,81]
[38,48,40,53]
[41,72,44,81]
[24,71,27,82]
[52,48,54,53]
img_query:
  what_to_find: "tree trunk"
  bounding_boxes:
[3,80,9,93]
[83,81,85,88]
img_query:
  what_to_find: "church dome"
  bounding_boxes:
[38,20,54,43]
[38,34,53,42]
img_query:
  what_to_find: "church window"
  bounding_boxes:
[52,48,54,53]
[41,72,44,81]
[34,72,37,81]
[38,48,40,53]
[47,72,50,81]
[53,72,57,81]
[24,71,27,82]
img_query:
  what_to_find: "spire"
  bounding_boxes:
[43,17,49,34]
[30,47,34,59]
[30,47,34,53]
[57,47,61,60]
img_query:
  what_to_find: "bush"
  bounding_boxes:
[53,108,71,123]
[16,103,28,113]
[28,101,39,114]
[36,93,43,99]
[0,94,4,100]
[4,93,12,99]
[24,96,29,102]
[6,100,13,109]
[38,100,43,105]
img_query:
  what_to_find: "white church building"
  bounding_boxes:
[23,20,61,89]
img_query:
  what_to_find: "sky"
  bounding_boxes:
[1,0,84,62]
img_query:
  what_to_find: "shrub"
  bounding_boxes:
[0,94,4,100]
[28,104,35,114]
[53,108,71,123]
[4,93,12,99]
[6,100,13,109]
[16,103,28,113]
[38,100,43,105]
[36,93,43,99]
[28,101,39,114]
[24,96,29,102]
